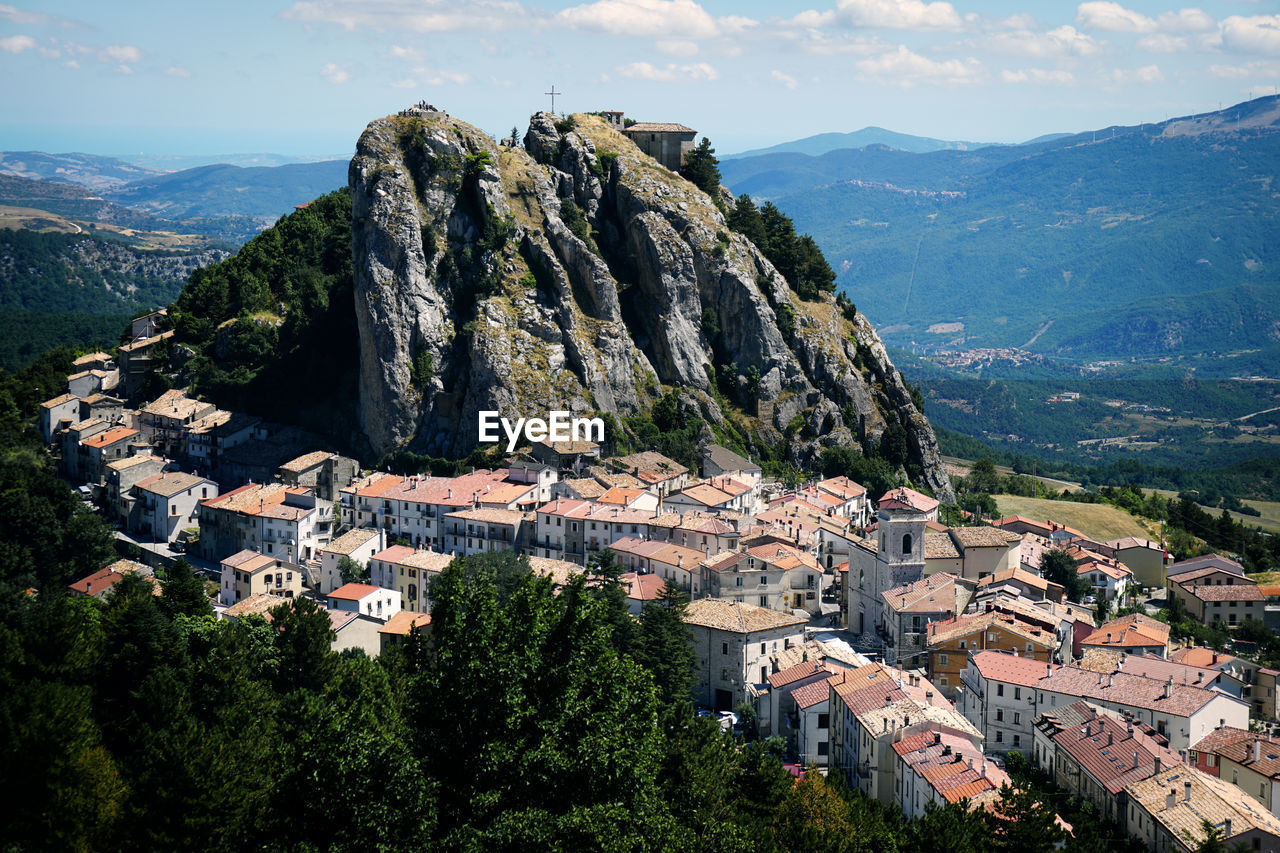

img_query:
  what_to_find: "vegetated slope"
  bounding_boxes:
[0,229,230,369]
[346,110,952,497]
[993,494,1154,541]
[105,160,349,220]
[723,126,991,160]
[722,95,1280,361]
[169,189,361,443]
[0,150,163,188]
[0,173,260,243]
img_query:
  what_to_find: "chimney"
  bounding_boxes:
[1154,756,1162,775]
[1108,732,1114,746]
[1166,789,1176,810]
[1164,677,1173,699]
[1255,740,1262,763]
[926,691,934,702]
[934,731,942,745]
[1224,819,1232,837]
[1133,750,1140,768]
[1184,780,1192,802]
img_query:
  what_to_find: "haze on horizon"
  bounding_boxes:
[2,0,1279,158]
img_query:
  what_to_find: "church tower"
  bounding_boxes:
[876,488,929,588]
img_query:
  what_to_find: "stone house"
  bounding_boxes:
[683,598,806,712]
[622,121,698,172]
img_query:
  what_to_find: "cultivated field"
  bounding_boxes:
[993,495,1157,542]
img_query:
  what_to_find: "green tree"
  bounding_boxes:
[984,783,1066,852]
[1041,549,1088,603]
[160,557,212,620]
[338,554,370,584]
[680,137,721,199]
[963,458,1002,495]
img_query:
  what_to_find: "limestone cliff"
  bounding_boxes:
[349,110,953,501]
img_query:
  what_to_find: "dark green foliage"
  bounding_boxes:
[726,195,835,302]
[554,115,577,134]
[819,446,898,499]
[411,350,434,387]
[337,554,370,584]
[558,197,596,252]
[1041,548,1088,603]
[680,137,722,199]
[171,189,359,442]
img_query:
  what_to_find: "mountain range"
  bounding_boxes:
[720,95,1280,368]
[723,126,991,159]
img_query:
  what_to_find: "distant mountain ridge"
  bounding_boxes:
[724,126,992,159]
[102,159,349,220]
[721,95,1280,366]
[0,151,162,189]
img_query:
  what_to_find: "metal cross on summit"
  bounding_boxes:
[545,85,561,115]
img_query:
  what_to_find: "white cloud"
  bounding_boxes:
[656,39,699,56]
[834,0,963,31]
[165,65,190,77]
[0,5,46,24]
[320,61,349,83]
[1111,63,1164,83]
[99,44,141,64]
[771,69,799,89]
[62,58,77,68]
[1001,67,1074,84]
[1209,59,1280,79]
[281,0,528,33]
[1076,2,1215,34]
[855,45,982,85]
[975,25,1101,57]
[556,0,728,37]
[1221,15,1280,55]
[616,60,719,82]
[387,44,417,59]
[390,78,416,88]
[1136,33,1186,52]
[0,33,34,53]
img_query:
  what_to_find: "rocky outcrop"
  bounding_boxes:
[350,110,953,501]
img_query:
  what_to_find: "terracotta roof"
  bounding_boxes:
[621,572,664,602]
[674,483,734,507]
[1078,560,1132,581]
[1127,766,1280,844]
[928,609,1057,648]
[970,649,1060,687]
[323,528,381,556]
[768,659,833,690]
[949,526,1021,549]
[135,471,210,498]
[817,475,866,500]
[527,556,584,587]
[790,677,837,710]
[1038,666,1226,717]
[1170,646,1236,669]
[379,611,431,636]
[1081,613,1169,649]
[1049,702,1181,795]
[222,593,283,619]
[624,121,697,133]
[279,450,333,473]
[398,551,454,572]
[1168,554,1244,576]
[682,598,806,633]
[371,545,418,563]
[925,529,961,560]
[328,582,384,601]
[536,438,599,454]
[83,426,138,448]
[1181,583,1263,602]
[878,487,939,514]
[977,567,1061,595]
[883,573,964,614]
[444,507,528,525]
[41,393,78,408]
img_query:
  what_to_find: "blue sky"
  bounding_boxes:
[2,0,1279,157]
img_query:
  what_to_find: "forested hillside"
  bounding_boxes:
[722,96,1280,362]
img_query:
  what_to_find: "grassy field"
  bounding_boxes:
[1152,489,1280,534]
[993,495,1157,542]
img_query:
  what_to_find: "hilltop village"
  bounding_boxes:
[40,310,1280,851]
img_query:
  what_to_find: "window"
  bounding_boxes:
[995,709,1004,722]
[902,533,913,555]
[818,741,829,756]
[996,730,1003,742]
[761,643,767,655]
[959,640,967,650]
[939,653,949,665]
[997,684,1005,697]
[1013,734,1021,747]
[759,595,768,607]
[722,642,728,655]
[736,577,743,587]
[818,713,829,729]
[1014,687,1021,700]
[1013,712,1020,725]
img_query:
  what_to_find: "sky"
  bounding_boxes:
[2,0,1279,158]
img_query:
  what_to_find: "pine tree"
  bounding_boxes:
[680,137,721,198]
